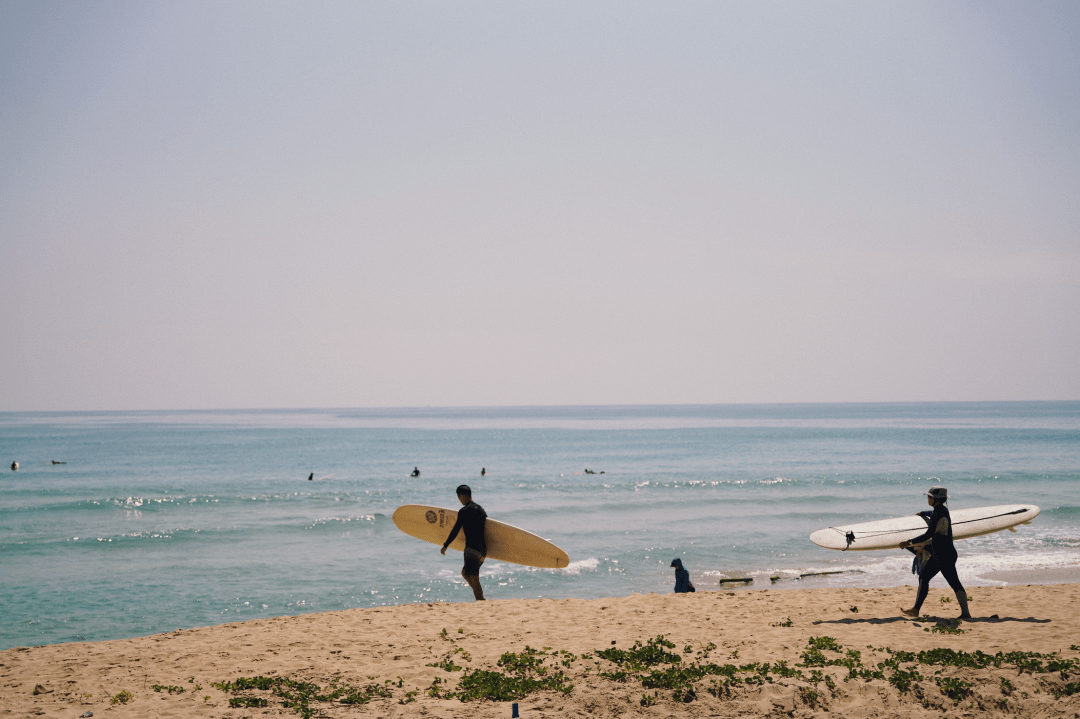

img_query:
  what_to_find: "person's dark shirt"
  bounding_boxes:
[909,503,957,562]
[444,501,487,554]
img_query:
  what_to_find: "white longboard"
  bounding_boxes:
[810,504,1040,551]
[392,504,570,569]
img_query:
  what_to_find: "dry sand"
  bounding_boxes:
[3,583,1078,718]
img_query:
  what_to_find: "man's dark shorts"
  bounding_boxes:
[463,548,485,575]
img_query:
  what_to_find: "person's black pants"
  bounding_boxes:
[914,555,965,613]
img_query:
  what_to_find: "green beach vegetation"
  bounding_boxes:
[204,634,1078,717]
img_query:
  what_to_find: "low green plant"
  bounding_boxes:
[110,690,133,705]
[1048,658,1078,679]
[448,646,575,701]
[214,676,393,719]
[597,635,682,670]
[936,676,972,704]
[928,620,965,635]
[151,684,185,694]
[799,686,821,707]
[427,676,447,698]
[799,636,844,667]
[208,634,1080,711]
[888,666,922,693]
[427,655,462,672]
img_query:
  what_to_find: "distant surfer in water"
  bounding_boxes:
[441,484,487,601]
[899,486,971,620]
[481,467,486,476]
[308,472,313,481]
[670,558,695,593]
[411,467,420,477]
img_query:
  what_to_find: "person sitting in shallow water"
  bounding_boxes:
[411,467,420,477]
[670,558,695,593]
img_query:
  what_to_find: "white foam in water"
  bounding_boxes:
[562,557,600,575]
[754,534,1080,591]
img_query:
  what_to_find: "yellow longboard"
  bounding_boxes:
[392,504,570,569]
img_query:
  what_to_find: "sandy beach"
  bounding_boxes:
[3,581,1078,719]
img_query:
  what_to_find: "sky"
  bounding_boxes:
[1,1,1078,412]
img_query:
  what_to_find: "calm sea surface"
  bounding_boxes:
[1,402,1078,650]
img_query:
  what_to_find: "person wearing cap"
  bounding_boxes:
[899,486,971,619]
[441,484,487,601]
[670,558,695,593]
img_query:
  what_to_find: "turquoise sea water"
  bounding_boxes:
[1,402,1078,650]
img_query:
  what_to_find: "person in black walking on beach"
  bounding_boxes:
[899,486,971,619]
[441,484,487,601]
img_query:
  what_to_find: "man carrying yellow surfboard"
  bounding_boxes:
[441,485,487,601]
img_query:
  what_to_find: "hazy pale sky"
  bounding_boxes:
[2,1,1078,411]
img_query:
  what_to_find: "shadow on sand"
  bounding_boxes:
[812,615,1050,626]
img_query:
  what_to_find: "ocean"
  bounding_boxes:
[1,402,1078,651]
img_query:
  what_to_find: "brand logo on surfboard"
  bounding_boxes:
[425,510,437,524]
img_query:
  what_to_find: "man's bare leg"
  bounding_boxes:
[462,572,485,601]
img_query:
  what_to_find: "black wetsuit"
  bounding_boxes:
[444,501,487,574]
[908,502,965,613]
